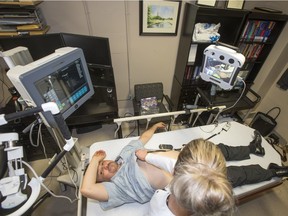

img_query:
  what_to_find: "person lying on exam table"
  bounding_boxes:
[81,122,171,210]
[81,122,288,211]
[136,138,288,216]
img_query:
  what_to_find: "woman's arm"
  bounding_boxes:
[136,149,176,174]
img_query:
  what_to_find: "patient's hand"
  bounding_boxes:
[154,122,166,129]
[136,149,148,161]
[93,150,106,161]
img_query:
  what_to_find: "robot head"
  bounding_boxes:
[200,44,245,90]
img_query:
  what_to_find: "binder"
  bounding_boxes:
[0,25,49,36]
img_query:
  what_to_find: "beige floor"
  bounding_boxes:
[15,122,288,215]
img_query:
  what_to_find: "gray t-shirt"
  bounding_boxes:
[100,140,155,210]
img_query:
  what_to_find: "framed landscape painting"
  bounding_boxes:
[140,0,181,36]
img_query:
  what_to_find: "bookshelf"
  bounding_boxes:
[171,3,248,112]
[171,3,287,121]
[238,10,288,83]
[0,1,49,36]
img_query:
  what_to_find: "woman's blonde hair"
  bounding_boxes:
[171,139,235,216]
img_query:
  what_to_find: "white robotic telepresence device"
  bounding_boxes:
[200,44,245,90]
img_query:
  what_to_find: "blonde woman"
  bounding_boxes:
[171,139,234,216]
[136,138,288,216]
[141,139,234,216]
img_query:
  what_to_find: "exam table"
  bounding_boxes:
[83,121,282,215]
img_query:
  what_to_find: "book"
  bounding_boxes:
[16,23,44,30]
[263,21,275,42]
[247,21,257,42]
[254,44,264,58]
[0,25,17,31]
[249,44,259,59]
[188,44,197,64]
[251,20,261,42]
[241,21,252,41]
[0,17,39,25]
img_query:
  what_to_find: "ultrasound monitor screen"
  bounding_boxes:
[34,58,90,114]
[0,34,64,60]
[61,33,112,66]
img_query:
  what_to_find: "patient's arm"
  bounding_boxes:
[139,122,166,145]
[81,150,109,201]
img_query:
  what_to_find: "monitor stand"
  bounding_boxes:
[46,126,88,188]
[56,141,89,188]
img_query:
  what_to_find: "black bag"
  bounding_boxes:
[250,107,281,137]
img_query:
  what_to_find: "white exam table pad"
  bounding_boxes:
[86,121,281,215]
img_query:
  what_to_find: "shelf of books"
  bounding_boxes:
[182,65,202,86]
[0,1,48,36]
[238,20,276,62]
[240,20,275,43]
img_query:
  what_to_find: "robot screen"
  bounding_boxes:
[200,44,245,90]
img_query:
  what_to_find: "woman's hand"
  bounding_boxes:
[135,149,148,161]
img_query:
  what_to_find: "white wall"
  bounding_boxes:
[39,1,130,102]
[241,1,288,140]
[256,63,288,140]
[39,0,181,108]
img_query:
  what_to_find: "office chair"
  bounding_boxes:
[133,82,173,135]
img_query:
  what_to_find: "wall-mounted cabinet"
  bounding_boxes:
[171,3,288,114]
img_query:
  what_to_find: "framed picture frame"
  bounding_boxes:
[139,0,181,36]
[196,0,217,7]
[225,0,245,10]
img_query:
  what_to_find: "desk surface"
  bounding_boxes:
[66,86,118,126]
[197,87,259,111]
[86,121,281,215]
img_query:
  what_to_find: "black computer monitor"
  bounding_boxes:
[61,33,112,67]
[0,33,64,61]
[0,33,112,66]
